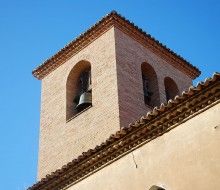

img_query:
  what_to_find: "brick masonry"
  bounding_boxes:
[38,27,120,179]
[114,28,192,127]
[37,27,193,179]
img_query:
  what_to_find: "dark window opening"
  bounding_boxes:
[164,77,179,102]
[66,60,92,121]
[141,63,160,107]
[142,75,153,105]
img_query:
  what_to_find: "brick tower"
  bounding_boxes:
[33,11,200,179]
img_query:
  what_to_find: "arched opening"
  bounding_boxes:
[149,185,165,190]
[141,63,160,108]
[164,77,179,102]
[66,60,92,121]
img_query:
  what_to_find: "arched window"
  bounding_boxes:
[66,60,92,121]
[149,185,165,190]
[141,63,160,108]
[164,77,179,102]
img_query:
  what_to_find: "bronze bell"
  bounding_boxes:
[76,92,92,112]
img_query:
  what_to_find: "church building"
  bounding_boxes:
[29,11,220,190]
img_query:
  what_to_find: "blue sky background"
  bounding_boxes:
[0,0,219,189]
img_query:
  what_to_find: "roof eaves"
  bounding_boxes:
[32,11,200,80]
[28,72,220,190]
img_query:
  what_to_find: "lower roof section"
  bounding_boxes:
[28,72,220,190]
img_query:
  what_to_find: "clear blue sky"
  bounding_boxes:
[0,0,219,189]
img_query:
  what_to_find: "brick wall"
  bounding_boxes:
[114,28,192,127]
[38,28,120,179]
[37,26,193,179]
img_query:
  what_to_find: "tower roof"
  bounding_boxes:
[32,11,200,80]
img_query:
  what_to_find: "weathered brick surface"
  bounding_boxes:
[114,28,192,127]
[38,27,193,179]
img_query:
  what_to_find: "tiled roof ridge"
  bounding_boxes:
[32,10,200,80]
[28,72,220,190]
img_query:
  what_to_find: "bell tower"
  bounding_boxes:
[33,11,200,180]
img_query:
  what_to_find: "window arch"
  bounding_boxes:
[66,60,92,121]
[149,185,165,190]
[141,63,160,108]
[164,77,179,102]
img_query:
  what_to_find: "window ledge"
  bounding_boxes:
[66,105,93,123]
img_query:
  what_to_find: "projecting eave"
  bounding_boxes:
[32,11,200,80]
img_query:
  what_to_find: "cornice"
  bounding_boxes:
[28,72,220,190]
[32,11,200,80]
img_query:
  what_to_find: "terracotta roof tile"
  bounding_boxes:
[32,11,200,80]
[28,72,220,190]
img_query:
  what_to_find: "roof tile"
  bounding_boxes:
[29,72,220,190]
[33,11,200,80]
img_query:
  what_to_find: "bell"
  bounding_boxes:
[76,92,92,112]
